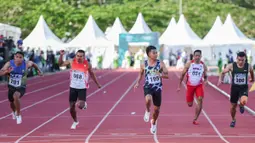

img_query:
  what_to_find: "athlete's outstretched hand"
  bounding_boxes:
[177,85,181,92]
[217,79,222,86]
[204,80,208,86]
[5,67,13,74]
[134,82,139,89]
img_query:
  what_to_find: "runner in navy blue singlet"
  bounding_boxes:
[0,51,42,124]
[134,45,168,134]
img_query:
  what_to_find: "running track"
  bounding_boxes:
[0,69,254,143]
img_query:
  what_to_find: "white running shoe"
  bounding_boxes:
[82,102,87,110]
[12,112,16,120]
[150,119,157,134]
[144,110,150,122]
[16,115,22,124]
[71,121,79,129]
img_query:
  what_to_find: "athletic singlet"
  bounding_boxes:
[187,60,204,86]
[144,60,162,91]
[8,60,27,88]
[231,62,248,86]
[70,59,89,89]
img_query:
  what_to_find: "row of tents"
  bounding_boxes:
[4,12,255,67]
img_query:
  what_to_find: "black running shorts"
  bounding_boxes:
[230,85,248,104]
[143,87,162,107]
[8,85,26,102]
[69,87,87,102]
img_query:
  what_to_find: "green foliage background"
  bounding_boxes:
[0,0,254,39]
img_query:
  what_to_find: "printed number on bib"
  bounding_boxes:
[72,71,84,82]
[148,75,161,84]
[192,71,202,76]
[9,74,22,87]
[234,74,246,85]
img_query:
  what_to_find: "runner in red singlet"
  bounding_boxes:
[58,50,101,129]
[177,50,208,125]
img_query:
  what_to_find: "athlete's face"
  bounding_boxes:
[76,52,85,63]
[237,56,245,66]
[14,53,24,65]
[149,49,158,60]
[193,52,201,62]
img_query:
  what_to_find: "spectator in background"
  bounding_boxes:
[17,37,23,51]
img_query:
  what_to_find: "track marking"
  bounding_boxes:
[84,79,137,143]
[208,81,255,116]
[0,71,111,103]
[13,72,128,143]
[0,72,111,120]
[174,72,230,143]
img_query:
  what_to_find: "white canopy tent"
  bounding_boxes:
[159,17,177,59]
[23,15,65,53]
[0,23,21,43]
[67,15,115,69]
[128,13,152,46]
[106,17,127,46]
[159,17,177,45]
[162,14,210,61]
[204,14,255,64]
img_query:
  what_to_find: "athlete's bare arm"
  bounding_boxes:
[88,62,101,88]
[249,64,254,82]
[58,51,72,67]
[134,62,145,88]
[203,63,208,83]
[160,61,168,79]
[177,61,191,90]
[27,61,43,76]
[218,63,233,85]
[0,62,10,76]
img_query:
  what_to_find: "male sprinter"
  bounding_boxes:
[0,51,42,124]
[58,50,101,129]
[177,50,208,125]
[217,51,254,127]
[134,45,168,134]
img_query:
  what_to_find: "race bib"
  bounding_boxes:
[192,70,202,77]
[70,70,87,89]
[234,73,246,85]
[148,74,161,84]
[71,70,85,82]
[9,74,22,87]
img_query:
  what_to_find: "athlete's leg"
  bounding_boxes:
[230,86,239,127]
[239,87,248,114]
[193,96,203,124]
[143,87,152,122]
[69,88,78,122]
[193,85,204,125]
[13,91,23,124]
[186,85,195,107]
[8,88,16,120]
[77,88,87,110]
[150,90,161,134]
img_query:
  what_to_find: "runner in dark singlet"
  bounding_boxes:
[134,45,168,134]
[218,51,254,127]
[0,51,42,124]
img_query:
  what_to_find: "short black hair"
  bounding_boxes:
[76,49,85,55]
[146,45,157,56]
[15,51,24,57]
[237,51,246,57]
[193,50,202,55]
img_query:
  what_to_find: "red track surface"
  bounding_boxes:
[0,69,254,143]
